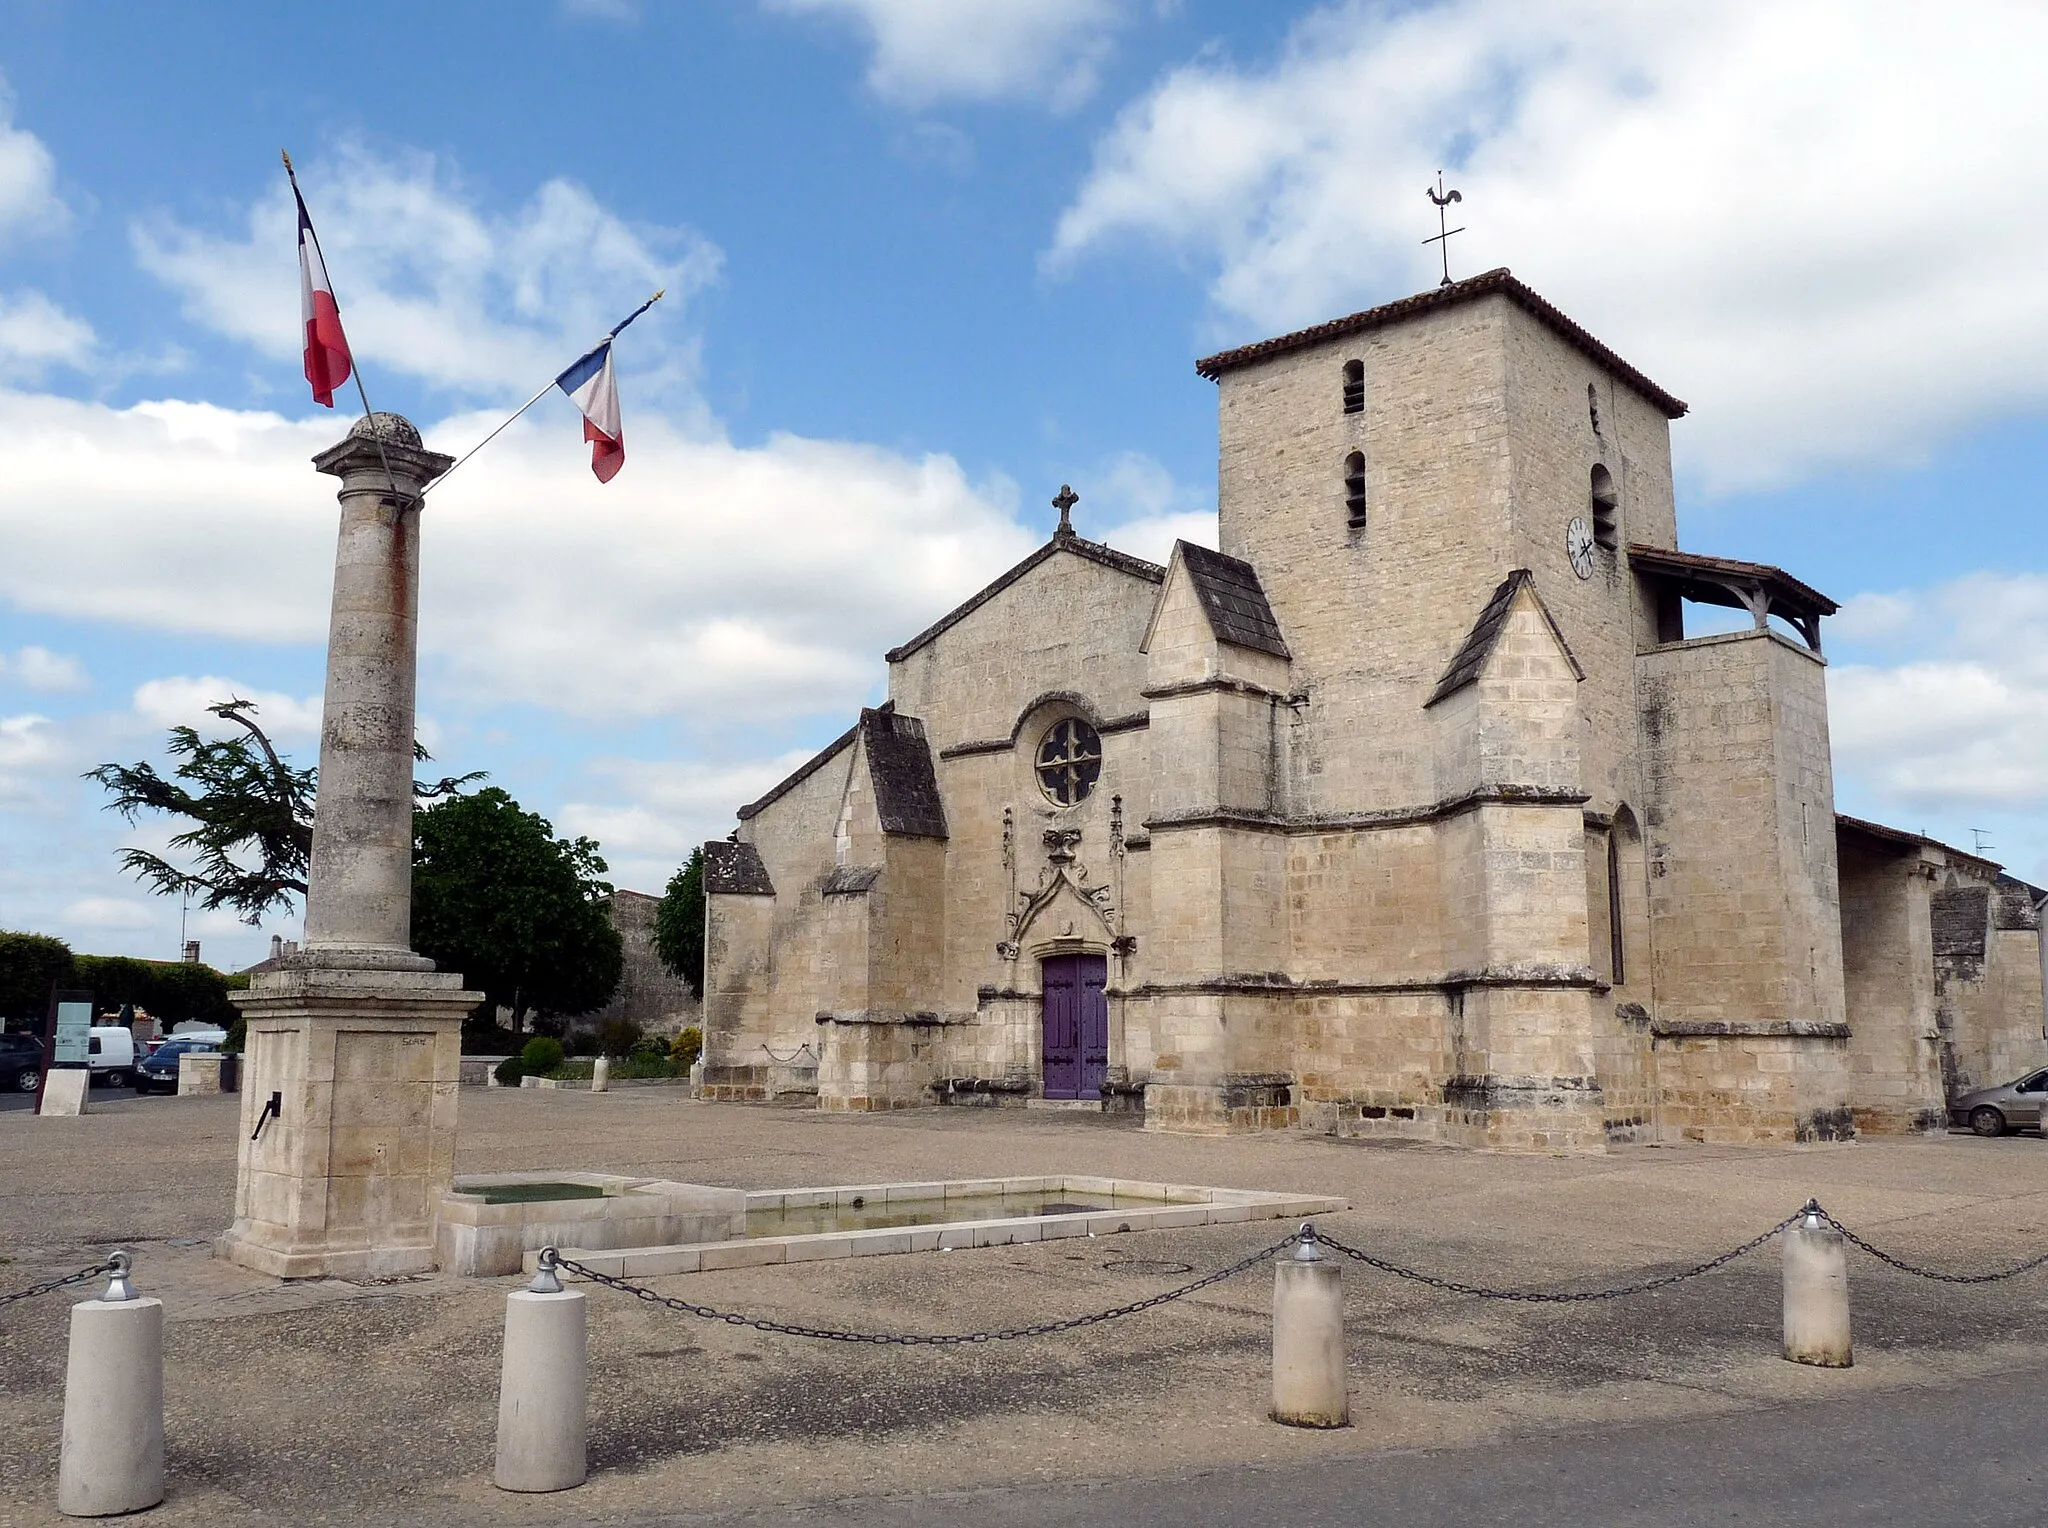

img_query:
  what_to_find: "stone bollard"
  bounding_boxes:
[1271,1223,1349,1427]
[591,1056,610,1093]
[495,1249,587,1493]
[1782,1199,1852,1368]
[58,1253,164,1517]
[40,1068,90,1117]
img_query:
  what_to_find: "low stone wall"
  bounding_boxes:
[699,1058,819,1104]
[177,1053,225,1095]
[816,1018,946,1111]
[1649,1021,1855,1143]
[1142,1077,1299,1134]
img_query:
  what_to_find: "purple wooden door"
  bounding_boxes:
[1041,954,1109,1100]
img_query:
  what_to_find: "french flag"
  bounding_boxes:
[294,183,352,409]
[555,294,659,483]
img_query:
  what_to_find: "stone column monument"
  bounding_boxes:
[222,414,481,1279]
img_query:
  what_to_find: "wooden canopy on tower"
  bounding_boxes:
[1629,545,1839,653]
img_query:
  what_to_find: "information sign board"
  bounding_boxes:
[49,991,93,1067]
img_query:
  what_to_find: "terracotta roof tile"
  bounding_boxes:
[1194,268,1688,419]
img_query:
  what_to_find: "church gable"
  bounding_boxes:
[886,532,1164,665]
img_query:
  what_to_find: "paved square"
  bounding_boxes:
[4,1091,2046,1525]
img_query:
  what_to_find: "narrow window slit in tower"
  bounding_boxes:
[1342,359,1364,415]
[1590,463,1619,549]
[1343,451,1367,529]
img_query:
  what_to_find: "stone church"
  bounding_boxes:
[701,268,2048,1150]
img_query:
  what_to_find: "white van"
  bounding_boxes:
[86,1027,140,1088]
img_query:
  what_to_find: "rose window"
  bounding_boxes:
[1035,718,1103,806]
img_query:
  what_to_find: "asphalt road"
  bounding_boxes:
[681,1369,2045,1528]
[0,1079,169,1111]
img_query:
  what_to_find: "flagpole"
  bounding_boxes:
[417,288,665,500]
[283,150,410,508]
[417,378,557,499]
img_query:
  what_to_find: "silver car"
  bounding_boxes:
[1952,1069,2048,1136]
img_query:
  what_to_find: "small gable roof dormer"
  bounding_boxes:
[1142,540,1290,659]
[737,704,948,840]
[1426,569,1584,707]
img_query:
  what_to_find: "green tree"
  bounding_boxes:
[0,931,75,1023]
[87,697,479,925]
[653,845,706,999]
[411,788,622,1031]
[85,699,315,924]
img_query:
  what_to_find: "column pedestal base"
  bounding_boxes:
[221,958,480,1280]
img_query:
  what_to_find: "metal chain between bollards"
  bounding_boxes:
[0,1258,121,1309]
[1816,1209,2048,1284]
[1312,1213,1806,1302]
[551,1233,1300,1344]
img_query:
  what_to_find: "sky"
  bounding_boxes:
[1,0,2044,971]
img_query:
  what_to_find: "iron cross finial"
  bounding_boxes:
[1424,170,1465,287]
[1052,483,1078,536]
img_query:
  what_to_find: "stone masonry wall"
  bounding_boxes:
[1837,832,1944,1134]
[1218,299,1515,816]
[1636,628,1851,1139]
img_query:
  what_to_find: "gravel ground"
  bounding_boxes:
[3,1090,2046,1527]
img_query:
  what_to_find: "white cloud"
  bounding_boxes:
[0,713,60,808]
[62,896,157,932]
[421,418,1034,720]
[770,0,1126,109]
[0,289,94,373]
[558,751,817,890]
[0,392,340,641]
[0,387,1039,725]
[1077,449,1216,565]
[1829,573,2048,815]
[131,677,323,742]
[0,79,68,243]
[132,145,720,402]
[1052,0,2048,493]
[0,645,88,693]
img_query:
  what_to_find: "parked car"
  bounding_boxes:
[85,1026,140,1089]
[0,1031,43,1093]
[133,1037,219,1095]
[1952,1069,2048,1136]
[163,1026,229,1049]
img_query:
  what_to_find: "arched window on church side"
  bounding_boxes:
[1343,451,1367,529]
[1342,358,1364,414]
[1590,463,1619,549]
[1607,819,1627,985]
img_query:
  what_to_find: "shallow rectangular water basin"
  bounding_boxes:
[530,1176,1348,1279]
[439,1171,746,1277]
[476,1181,610,1206]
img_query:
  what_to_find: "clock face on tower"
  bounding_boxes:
[1566,516,1595,579]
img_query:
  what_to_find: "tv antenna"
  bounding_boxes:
[1424,171,1464,287]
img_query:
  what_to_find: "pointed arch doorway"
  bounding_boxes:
[1041,953,1108,1100]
